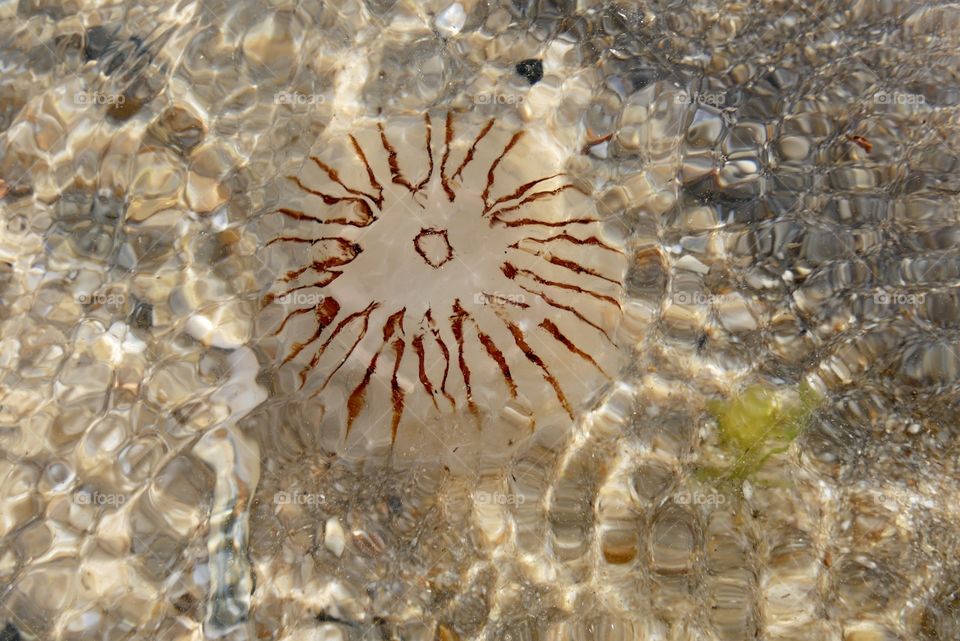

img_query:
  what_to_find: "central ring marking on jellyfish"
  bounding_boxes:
[413,227,454,268]
[258,112,627,458]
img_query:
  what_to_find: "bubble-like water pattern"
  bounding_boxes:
[0,0,959,640]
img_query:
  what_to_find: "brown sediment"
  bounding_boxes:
[539,318,608,378]
[847,134,873,153]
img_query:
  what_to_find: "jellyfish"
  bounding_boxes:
[256,112,628,468]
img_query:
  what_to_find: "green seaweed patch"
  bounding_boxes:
[700,380,823,480]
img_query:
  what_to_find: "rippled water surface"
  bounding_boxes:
[1,1,960,640]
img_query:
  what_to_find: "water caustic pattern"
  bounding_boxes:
[256,112,626,466]
[2,0,960,640]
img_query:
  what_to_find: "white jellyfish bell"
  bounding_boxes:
[256,111,628,470]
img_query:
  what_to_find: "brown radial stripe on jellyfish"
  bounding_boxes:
[256,111,629,464]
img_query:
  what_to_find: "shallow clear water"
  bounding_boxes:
[1,1,959,640]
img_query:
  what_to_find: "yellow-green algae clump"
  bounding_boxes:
[703,380,823,480]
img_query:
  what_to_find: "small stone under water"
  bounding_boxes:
[0,624,20,641]
[515,58,543,84]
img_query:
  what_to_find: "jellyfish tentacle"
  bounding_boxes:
[280,176,377,227]
[288,176,378,222]
[277,237,360,280]
[453,118,495,181]
[280,258,350,283]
